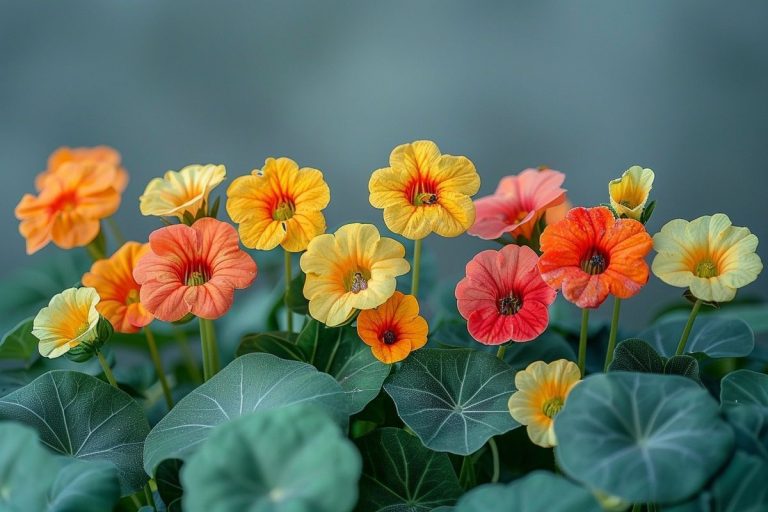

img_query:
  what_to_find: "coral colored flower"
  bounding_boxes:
[300,223,410,327]
[469,168,566,241]
[133,218,257,321]
[357,291,428,364]
[226,157,330,252]
[33,287,101,358]
[609,166,654,220]
[507,359,581,448]
[545,198,571,226]
[456,245,556,345]
[15,162,121,254]
[82,242,154,334]
[36,146,129,193]
[652,214,762,302]
[369,140,480,240]
[538,207,653,309]
[140,164,226,220]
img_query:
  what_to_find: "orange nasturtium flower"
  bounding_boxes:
[608,166,654,220]
[133,218,257,321]
[507,359,581,448]
[538,206,653,308]
[15,162,121,254]
[226,157,330,252]
[139,164,226,221]
[369,140,480,240]
[652,214,762,303]
[36,146,129,193]
[33,287,101,358]
[357,291,428,364]
[300,223,410,327]
[82,241,154,333]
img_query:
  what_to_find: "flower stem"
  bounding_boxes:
[411,238,423,298]
[675,299,703,356]
[96,351,118,388]
[488,437,500,483]
[578,308,590,377]
[129,494,142,510]
[106,217,126,245]
[199,317,220,381]
[496,344,507,360]
[145,327,174,410]
[144,483,156,509]
[284,249,293,333]
[604,298,622,371]
[174,327,202,384]
[631,505,641,512]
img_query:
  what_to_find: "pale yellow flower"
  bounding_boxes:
[608,166,654,220]
[33,287,100,358]
[140,164,226,219]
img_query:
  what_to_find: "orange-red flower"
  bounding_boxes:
[133,218,257,321]
[538,206,653,308]
[356,291,428,364]
[82,241,154,333]
[36,146,128,193]
[15,162,121,254]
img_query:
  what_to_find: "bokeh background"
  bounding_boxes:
[1,0,766,328]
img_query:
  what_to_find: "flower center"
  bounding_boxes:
[272,201,295,221]
[350,272,368,293]
[581,249,608,275]
[126,289,140,305]
[50,191,79,214]
[382,330,397,345]
[695,259,718,278]
[620,199,635,208]
[497,294,523,315]
[542,396,565,418]
[415,192,438,206]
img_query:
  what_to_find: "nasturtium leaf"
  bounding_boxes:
[0,422,60,511]
[155,459,184,512]
[143,353,349,475]
[453,471,601,512]
[0,318,38,363]
[182,405,361,512]
[355,428,462,511]
[664,355,700,381]
[638,316,754,358]
[609,338,665,373]
[384,349,519,455]
[554,372,734,503]
[0,370,150,494]
[235,331,303,360]
[720,369,768,411]
[724,405,768,460]
[48,459,121,512]
[710,451,768,511]
[285,272,308,315]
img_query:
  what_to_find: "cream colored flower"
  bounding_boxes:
[140,164,226,219]
[33,287,100,358]
[608,166,654,220]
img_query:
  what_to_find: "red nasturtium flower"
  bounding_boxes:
[356,291,428,364]
[455,244,556,345]
[133,218,257,321]
[538,206,653,308]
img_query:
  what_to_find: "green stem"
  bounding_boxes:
[144,483,156,509]
[604,298,622,371]
[145,327,174,410]
[106,217,126,245]
[174,327,202,384]
[96,351,117,388]
[496,344,507,360]
[411,238,423,298]
[129,494,142,510]
[199,318,220,381]
[85,240,106,261]
[676,299,703,356]
[284,249,293,333]
[631,505,641,512]
[488,438,500,483]
[578,308,590,377]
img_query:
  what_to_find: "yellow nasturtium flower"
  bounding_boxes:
[140,164,226,220]
[226,157,330,252]
[608,166,654,220]
[507,359,581,448]
[32,287,100,358]
[652,214,762,302]
[369,140,480,240]
[300,223,410,327]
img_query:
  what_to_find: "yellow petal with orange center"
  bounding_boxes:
[609,166,654,220]
[140,164,226,219]
[32,287,100,358]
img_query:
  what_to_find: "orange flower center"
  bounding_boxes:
[349,271,368,293]
[272,201,295,221]
[542,396,564,418]
[126,289,140,305]
[406,177,439,206]
[497,294,523,315]
[695,259,718,278]
[50,190,79,213]
[507,209,529,224]
[382,329,397,345]
[581,249,608,275]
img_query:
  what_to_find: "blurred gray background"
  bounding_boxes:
[1,0,766,326]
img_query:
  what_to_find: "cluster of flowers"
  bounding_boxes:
[15,141,763,449]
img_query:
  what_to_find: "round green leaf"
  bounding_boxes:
[0,370,150,494]
[143,353,349,475]
[236,331,303,361]
[721,369,768,411]
[155,459,184,512]
[384,349,519,455]
[454,471,601,512]
[0,318,38,363]
[554,372,734,503]
[609,338,665,373]
[48,459,121,512]
[355,428,462,511]
[182,405,361,512]
[638,316,754,358]
[0,422,59,511]
[711,451,768,511]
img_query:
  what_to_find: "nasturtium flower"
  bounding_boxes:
[652,214,762,302]
[36,145,129,193]
[82,241,154,333]
[33,287,100,358]
[455,244,556,345]
[133,218,257,321]
[507,359,581,448]
[538,206,653,309]
[15,161,121,254]
[368,140,480,240]
[469,168,566,240]
[139,164,226,220]
[545,197,571,226]
[356,291,428,364]
[226,157,330,252]
[300,223,410,327]
[608,165,654,220]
